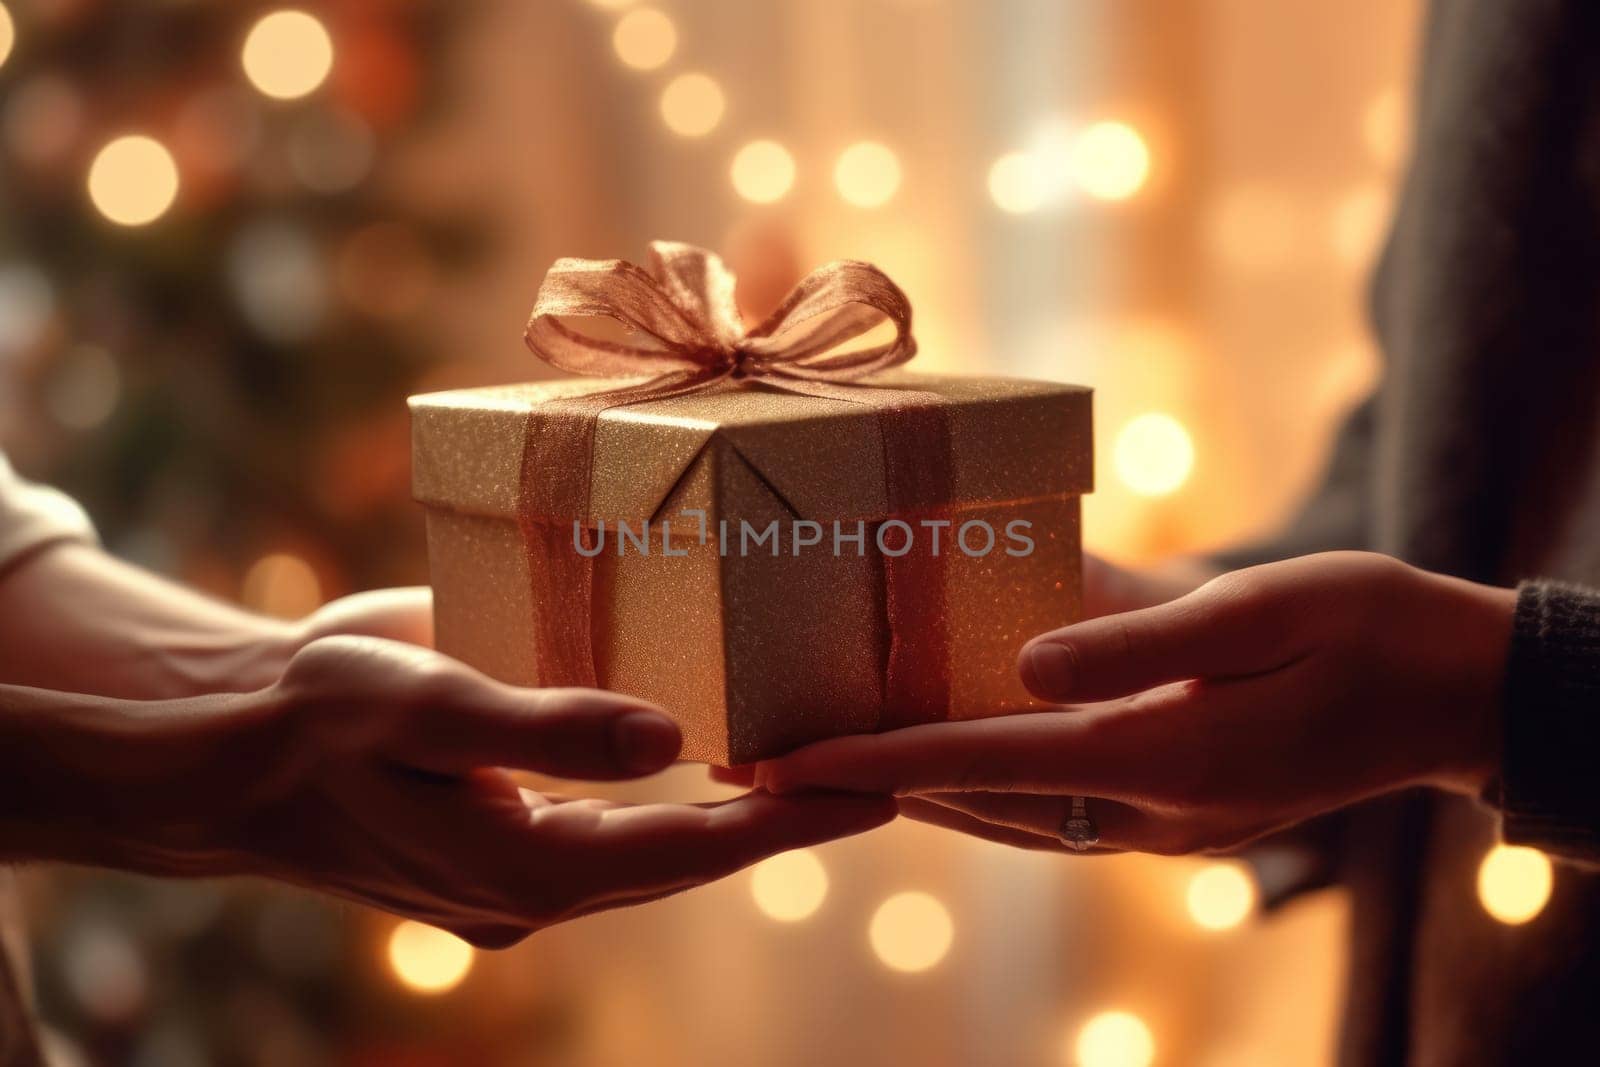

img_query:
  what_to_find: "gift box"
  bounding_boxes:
[409,243,1092,765]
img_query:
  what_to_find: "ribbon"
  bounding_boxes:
[520,241,952,732]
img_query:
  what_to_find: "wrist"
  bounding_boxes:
[1429,574,1518,796]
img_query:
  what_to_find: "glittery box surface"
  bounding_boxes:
[410,371,1092,765]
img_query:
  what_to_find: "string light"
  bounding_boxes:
[1071,121,1149,201]
[240,552,322,618]
[1072,1011,1156,1067]
[749,848,828,922]
[730,139,795,204]
[1477,845,1552,925]
[868,891,953,973]
[386,921,474,994]
[833,141,902,208]
[87,136,179,226]
[988,151,1046,214]
[612,8,676,71]
[242,10,334,101]
[1113,413,1194,497]
[659,72,725,137]
[1185,862,1255,931]
[0,4,14,70]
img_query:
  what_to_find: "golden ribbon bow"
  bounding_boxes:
[523,240,916,386]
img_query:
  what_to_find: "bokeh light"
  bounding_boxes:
[240,552,322,618]
[1329,184,1390,268]
[87,135,180,226]
[64,923,146,1024]
[0,262,54,356]
[834,141,902,208]
[46,345,121,430]
[659,72,725,137]
[4,75,85,167]
[242,10,335,101]
[0,5,15,70]
[1186,862,1256,932]
[1072,1011,1156,1067]
[287,109,376,193]
[386,921,474,994]
[227,220,328,342]
[175,87,264,179]
[1113,413,1194,497]
[750,848,829,922]
[731,139,796,204]
[988,151,1046,214]
[1477,845,1553,925]
[1071,121,1150,201]
[612,8,676,71]
[868,891,953,973]
[1363,87,1409,170]
[586,0,636,8]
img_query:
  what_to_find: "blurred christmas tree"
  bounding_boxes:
[0,2,485,1062]
[0,0,481,605]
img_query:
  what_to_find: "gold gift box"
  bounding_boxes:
[410,371,1091,765]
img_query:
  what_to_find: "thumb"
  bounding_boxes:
[1018,572,1280,702]
[282,636,682,780]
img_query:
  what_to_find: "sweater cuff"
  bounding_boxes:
[1494,580,1600,863]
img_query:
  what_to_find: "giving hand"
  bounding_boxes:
[758,552,1514,855]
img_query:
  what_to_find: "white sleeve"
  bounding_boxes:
[0,451,96,573]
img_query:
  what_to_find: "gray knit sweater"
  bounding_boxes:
[1222,1,1600,1063]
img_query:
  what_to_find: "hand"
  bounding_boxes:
[2,637,893,946]
[706,553,1215,793]
[756,552,1515,856]
[299,585,435,649]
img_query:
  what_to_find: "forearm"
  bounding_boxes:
[0,679,285,872]
[0,541,296,699]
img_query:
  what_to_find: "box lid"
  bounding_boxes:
[409,371,1092,524]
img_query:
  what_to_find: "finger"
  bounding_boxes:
[538,790,897,904]
[1018,573,1281,702]
[896,798,1120,856]
[287,637,685,781]
[398,685,683,781]
[306,587,435,648]
[916,792,1152,850]
[756,706,1172,798]
[708,764,758,787]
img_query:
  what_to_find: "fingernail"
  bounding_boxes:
[611,710,681,773]
[1020,641,1075,698]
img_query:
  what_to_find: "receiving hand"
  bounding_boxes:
[4,637,893,946]
[757,552,1515,856]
